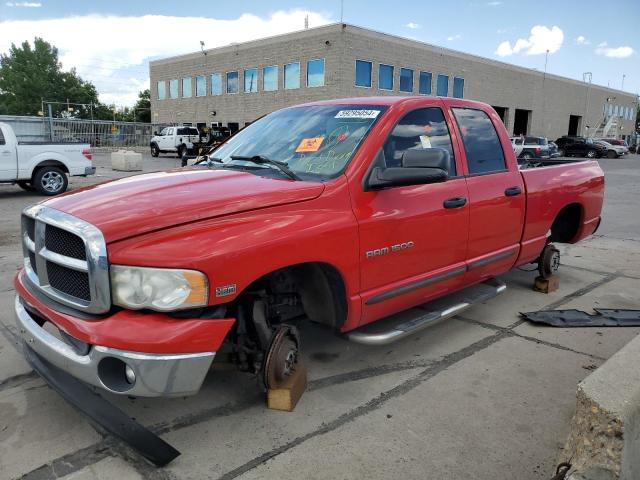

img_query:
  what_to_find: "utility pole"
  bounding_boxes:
[621,74,626,91]
[340,0,344,23]
[583,72,592,137]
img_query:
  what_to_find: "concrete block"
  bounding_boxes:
[111,150,143,171]
[561,334,640,479]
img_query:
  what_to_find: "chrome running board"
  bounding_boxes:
[346,278,507,346]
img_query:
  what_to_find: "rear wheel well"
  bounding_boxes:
[549,203,582,243]
[33,160,69,177]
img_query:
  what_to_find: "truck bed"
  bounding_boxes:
[517,160,605,265]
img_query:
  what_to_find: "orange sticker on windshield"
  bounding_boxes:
[296,136,324,153]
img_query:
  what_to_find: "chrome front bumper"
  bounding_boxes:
[15,296,215,397]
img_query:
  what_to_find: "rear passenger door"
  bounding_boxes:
[450,107,525,283]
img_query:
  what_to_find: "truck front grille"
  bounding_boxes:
[45,225,87,260]
[21,206,110,314]
[46,261,91,301]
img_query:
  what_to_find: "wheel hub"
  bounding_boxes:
[263,325,300,389]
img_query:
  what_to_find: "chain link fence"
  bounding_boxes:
[0,115,164,149]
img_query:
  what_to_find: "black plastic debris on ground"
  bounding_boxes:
[520,309,640,327]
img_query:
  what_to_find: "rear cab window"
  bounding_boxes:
[452,107,506,175]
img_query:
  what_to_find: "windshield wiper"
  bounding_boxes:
[230,155,300,181]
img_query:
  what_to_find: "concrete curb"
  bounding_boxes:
[561,333,640,479]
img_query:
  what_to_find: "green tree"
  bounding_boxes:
[0,37,100,117]
[132,89,151,123]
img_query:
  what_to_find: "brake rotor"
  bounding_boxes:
[263,325,300,389]
[539,244,560,279]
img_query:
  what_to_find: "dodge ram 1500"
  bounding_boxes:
[15,96,603,417]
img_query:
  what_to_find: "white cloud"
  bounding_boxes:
[447,34,462,41]
[575,35,590,45]
[405,22,421,29]
[494,25,564,56]
[5,1,41,6]
[595,42,634,58]
[487,1,502,5]
[0,10,333,105]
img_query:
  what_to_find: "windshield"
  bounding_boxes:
[206,104,387,180]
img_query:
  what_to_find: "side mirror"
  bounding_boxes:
[153,131,159,136]
[365,148,450,190]
[368,167,447,189]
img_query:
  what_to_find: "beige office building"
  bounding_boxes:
[150,23,637,141]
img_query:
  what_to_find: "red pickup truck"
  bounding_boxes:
[16,97,603,404]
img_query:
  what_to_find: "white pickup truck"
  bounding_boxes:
[150,126,200,159]
[0,122,95,196]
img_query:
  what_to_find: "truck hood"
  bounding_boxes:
[44,168,325,243]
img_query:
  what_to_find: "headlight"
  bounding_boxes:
[110,265,208,311]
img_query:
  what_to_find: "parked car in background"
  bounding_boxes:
[510,136,550,160]
[0,122,95,195]
[594,140,628,159]
[597,138,628,148]
[150,126,200,159]
[555,136,606,158]
[548,140,561,158]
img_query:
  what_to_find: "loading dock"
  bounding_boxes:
[513,109,531,136]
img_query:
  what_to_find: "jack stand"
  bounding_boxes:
[267,362,307,412]
[533,275,560,294]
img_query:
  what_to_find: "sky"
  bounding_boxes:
[0,0,638,106]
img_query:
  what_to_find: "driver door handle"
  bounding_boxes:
[443,197,467,209]
[504,186,522,197]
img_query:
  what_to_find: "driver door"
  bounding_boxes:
[351,106,470,325]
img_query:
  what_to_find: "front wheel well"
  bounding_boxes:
[549,203,583,243]
[239,262,348,330]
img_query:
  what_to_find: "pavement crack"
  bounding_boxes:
[0,371,40,393]
[216,330,508,480]
[506,272,621,330]
[456,315,606,361]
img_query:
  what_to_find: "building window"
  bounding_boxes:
[227,71,239,94]
[400,68,413,93]
[244,68,258,93]
[453,77,464,98]
[182,77,192,98]
[355,60,372,88]
[157,81,166,100]
[284,62,300,89]
[436,74,449,96]
[195,76,206,97]
[169,79,178,99]
[307,58,325,87]
[263,65,278,91]
[419,71,432,95]
[378,64,394,90]
[211,74,222,96]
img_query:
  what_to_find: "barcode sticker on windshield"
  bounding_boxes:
[335,110,380,119]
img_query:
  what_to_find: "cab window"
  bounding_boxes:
[452,107,506,175]
[0,128,5,145]
[382,107,456,175]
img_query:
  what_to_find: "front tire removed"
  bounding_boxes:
[538,243,560,279]
[33,166,68,196]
